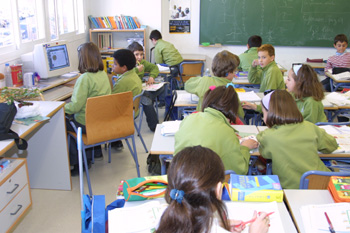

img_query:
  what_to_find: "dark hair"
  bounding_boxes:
[263,90,303,128]
[77,42,104,74]
[127,41,144,53]
[292,64,324,101]
[258,44,275,57]
[201,85,239,124]
[112,49,136,71]
[149,29,162,40]
[334,34,348,45]
[211,50,240,77]
[248,35,262,48]
[157,146,229,233]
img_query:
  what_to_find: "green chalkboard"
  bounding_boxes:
[200,0,350,47]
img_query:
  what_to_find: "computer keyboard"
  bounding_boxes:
[43,85,74,101]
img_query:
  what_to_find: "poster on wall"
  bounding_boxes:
[169,0,191,33]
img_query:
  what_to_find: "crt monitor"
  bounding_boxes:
[22,41,72,79]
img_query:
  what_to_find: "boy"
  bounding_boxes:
[324,34,350,71]
[127,42,162,131]
[238,35,262,72]
[247,44,285,92]
[149,29,183,77]
[185,50,245,120]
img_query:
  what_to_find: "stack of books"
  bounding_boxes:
[88,15,141,29]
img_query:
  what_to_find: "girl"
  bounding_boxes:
[257,90,338,189]
[174,85,258,174]
[157,146,270,233]
[285,64,327,123]
[65,42,111,176]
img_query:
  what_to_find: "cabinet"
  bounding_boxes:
[0,158,31,233]
[89,29,147,58]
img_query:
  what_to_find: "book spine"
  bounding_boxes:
[118,16,125,29]
[133,17,141,28]
[230,189,284,202]
[104,16,111,28]
[99,17,106,28]
[108,16,117,29]
[94,17,102,28]
[88,15,98,28]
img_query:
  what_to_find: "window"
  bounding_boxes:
[0,1,14,47]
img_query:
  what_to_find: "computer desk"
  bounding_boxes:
[283,189,333,233]
[0,101,71,190]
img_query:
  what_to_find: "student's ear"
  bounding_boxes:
[216,182,223,200]
[121,65,128,73]
[333,44,337,49]
[271,55,275,61]
[247,44,250,49]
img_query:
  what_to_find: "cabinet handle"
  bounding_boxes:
[7,184,19,194]
[10,204,23,215]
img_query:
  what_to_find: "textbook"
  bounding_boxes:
[328,176,350,202]
[230,174,283,202]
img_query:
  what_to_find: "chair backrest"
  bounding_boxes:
[299,170,350,189]
[85,92,134,145]
[179,61,205,83]
[315,122,350,126]
[133,90,144,119]
[164,90,178,121]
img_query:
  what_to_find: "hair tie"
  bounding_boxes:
[170,189,185,204]
[209,85,216,91]
[226,83,235,88]
[292,64,302,76]
[261,90,275,111]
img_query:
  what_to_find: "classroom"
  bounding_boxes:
[0,0,349,232]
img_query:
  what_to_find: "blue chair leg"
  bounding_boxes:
[125,136,140,177]
[134,122,148,153]
[108,142,112,163]
[82,146,93,197]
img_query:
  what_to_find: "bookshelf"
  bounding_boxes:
[89,29,146,58]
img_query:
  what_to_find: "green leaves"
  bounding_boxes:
[0,87,41,106]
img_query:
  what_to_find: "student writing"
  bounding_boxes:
[247,44,285,92]
[175,85,258,174]
[157,146,270,233]
[257,90,338,189]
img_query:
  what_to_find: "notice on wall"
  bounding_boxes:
[169,0,191,33]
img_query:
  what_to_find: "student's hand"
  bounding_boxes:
[229,219,246,233]
[242,101,257,111]
[241,139,259,150]
[137,64,144,72]
[147,77,155,85]
[252,59,259,67]
[248,211,270,233]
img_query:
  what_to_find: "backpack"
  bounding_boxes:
[0,103,28,150]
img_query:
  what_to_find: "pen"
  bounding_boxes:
[324,212,335,233]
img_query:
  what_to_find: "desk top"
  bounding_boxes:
[182,54,206,61]
[325,71,350,83]
[284,189,333,233]
[304,62,326,69]
[0,101,65,155]
[175,90,198,107]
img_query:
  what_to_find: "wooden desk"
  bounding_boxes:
[284,189,333,233]
[304,62,326,69]
[0,101,71,190]
[325,71,350,92]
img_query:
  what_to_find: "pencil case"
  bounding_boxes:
[123,175,168,201]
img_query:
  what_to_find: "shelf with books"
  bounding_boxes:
[88,15,142,30]
[89,28,146,58]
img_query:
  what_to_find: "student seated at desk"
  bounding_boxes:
[238,35,262,72]
[257,90,337,189]
[157,146,270,233]
[65,42,111,175]
[185,50,245,119]
[175,85,258,174]
[128,41,163,131]
[247,44,285,92]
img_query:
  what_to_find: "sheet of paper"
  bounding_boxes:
[237,91,261,102]
[226,201,285,233]
[160,120,182,136]
[332,71,350,81]
[157,64,170,72]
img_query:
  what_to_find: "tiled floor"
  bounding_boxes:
[12,108,165,233]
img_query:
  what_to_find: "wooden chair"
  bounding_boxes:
[175,61,205,87]
[67,91,140,177]
[299,170,350,189]
[133,90,148,153]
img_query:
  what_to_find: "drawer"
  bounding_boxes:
[0,165,27,212]
[0,184,31,233]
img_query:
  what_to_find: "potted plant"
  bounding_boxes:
[0,87,41,107]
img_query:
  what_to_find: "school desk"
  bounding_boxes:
[174,90,198,119]
[304,62,326,69]
[182,53,206,62]
[325,71,350,92]
[283,189,334,233]
[0,101,71,190]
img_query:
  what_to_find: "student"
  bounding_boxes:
[323,34,350,91]
[65,42,111,176]
[285,64,327,123]
[174,85,259,174]
[149,29,183,77]
[238,35,262,72]
[247,44,285,92]
[185,50,245,118]
[157,146,270,233]
[243,64,327,124]
[257,90,338,189]
[127,41,162,131]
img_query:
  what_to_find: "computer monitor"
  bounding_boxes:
[21,41,72,79]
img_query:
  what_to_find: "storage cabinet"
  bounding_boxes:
[89,29,147,58]
[0,158,32,233]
